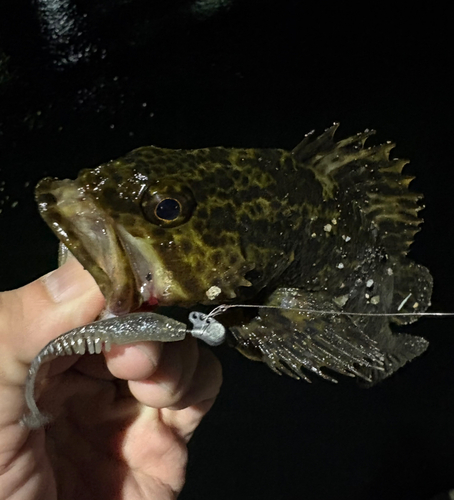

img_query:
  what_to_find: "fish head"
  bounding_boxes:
[35,146,271,314]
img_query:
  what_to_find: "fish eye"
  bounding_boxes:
[155,198,181,221]
[140,184,196,227]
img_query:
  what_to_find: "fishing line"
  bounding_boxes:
[206,304,454,320]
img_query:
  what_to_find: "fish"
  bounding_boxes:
[35,123,432,384]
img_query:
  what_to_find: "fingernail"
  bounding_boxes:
[41,259,98,303]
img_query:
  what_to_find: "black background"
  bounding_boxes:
[1,2,454,499]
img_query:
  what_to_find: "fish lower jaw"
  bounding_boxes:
[36,179,141,315]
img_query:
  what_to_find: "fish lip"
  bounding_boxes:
[35,177,143,315]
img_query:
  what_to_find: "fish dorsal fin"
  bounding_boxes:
[292,125,424,257]
[292,123,339,162]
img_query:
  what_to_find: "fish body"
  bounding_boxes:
[36,124,432,383]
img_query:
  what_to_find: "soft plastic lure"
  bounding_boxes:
[20,311,226,429]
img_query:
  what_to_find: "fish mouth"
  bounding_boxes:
[35,178,160,315]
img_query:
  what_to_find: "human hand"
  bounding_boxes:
[0,258,222,500]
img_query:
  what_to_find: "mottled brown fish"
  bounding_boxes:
[35,124,432,384]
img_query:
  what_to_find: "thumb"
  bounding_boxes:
[0,258,105,386]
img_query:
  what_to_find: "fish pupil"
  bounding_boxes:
[155,198,181,220]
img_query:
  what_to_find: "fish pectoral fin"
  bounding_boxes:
[230,288,386,383]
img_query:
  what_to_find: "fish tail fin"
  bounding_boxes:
[388,260,433,324]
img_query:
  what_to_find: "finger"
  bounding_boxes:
[166,346,222,411]
[72,352,115,380]
[127,336,199,409]
[160,347,222,441]
[104,341,164,381]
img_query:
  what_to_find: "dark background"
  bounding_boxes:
[1,2,454,499]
